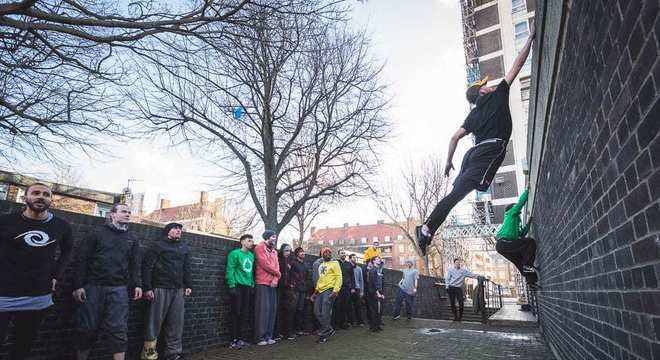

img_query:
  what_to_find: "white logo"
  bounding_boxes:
[242,258,253,273]
[15,230,55,247]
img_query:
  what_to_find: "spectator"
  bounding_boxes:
[73,204,142,360]
[0,183,73,360]
[392,259,419,321]
[140,222,192,360]
[290,247,310,336]
[225,234,255,350]
[275,244,295,341]
[311,248,342,344]
[365,256,384,332]
[363,240,381,263]
[445,258,482,321]
[348,254,364,327]
[254,230,281,346]
[333,249,355,329]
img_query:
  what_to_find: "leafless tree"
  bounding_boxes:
[288,196,327,248]
[376,155,452,275]
[0,0,296,164]
[134,1,390,233]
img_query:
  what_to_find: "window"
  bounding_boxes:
[95,203,112,218]
[398,245,405,252]
[397,235,403,241]
[399,258,406,266]
[372,236,378,243]
[318,240,324,245]
[512,0,526,16]
[409,245,415,252]
[329,239,334,246]
[0,184,8,201]
[384,248,391,253]
[385,235,391,242]
[339,239,344,245]
[350,238,355,245]
[514,21,532,73]
[361,237,367,244]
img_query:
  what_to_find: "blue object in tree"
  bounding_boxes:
[233,106,243,120]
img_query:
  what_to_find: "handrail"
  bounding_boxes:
[480,278,504,323]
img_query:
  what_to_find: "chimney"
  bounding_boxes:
[200,191,209,205]
[377,219,385,224]
[310,227,316,235]
[343,223,349,228]
[160,198,170,209]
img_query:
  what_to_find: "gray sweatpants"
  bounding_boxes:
[76,285,129,354]
[254,285,277,342]
[144,288,184,356]
[314,290,335,338]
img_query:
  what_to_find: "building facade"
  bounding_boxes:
[144,191,231,236]
[0,170,119,217]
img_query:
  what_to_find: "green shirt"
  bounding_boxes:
[496,189,529,240]
[225,248,255,288]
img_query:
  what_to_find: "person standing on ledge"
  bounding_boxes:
[416,28,536,255]
[0,183,73,360]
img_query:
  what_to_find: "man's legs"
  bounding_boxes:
[267,287,277,340]
[254,285,269,343]
[426,180,475,237]
[457,288,465,320]
[103,286,130,359]
[0,310,46,360]
[447,287,458,320]
[142,288,172,359]
[392,288,405,318]
[316,291,334,339]
[163,289,185,357]
[351,292,363,325]
[76,285,104,360]
[404,293,415,319]
[294,291,306,333]
[521,237,537,268]
[337,286,350,328]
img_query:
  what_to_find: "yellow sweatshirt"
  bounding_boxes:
[315,260,342,293]
[363,246,381,262]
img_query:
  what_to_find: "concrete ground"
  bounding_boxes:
[191,318,554,360]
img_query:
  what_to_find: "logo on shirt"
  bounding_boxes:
[15,230,55,247]
[319,265,327,276]
[242,258,253,273]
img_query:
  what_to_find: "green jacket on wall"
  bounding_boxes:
[496,189,530,241]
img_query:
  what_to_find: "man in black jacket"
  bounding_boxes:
[0,183,74,360]
[72,203,142,360]
[140,222,192,360]
[332,249,355,329]
[290,247,309,336]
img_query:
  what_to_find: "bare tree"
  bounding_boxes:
[134,1,390,233]
[0,0,287,163]
[376,155,452,275]
[288,196,327,248]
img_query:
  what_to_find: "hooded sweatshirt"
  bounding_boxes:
[254,241,281,286]
[225,247,255,288]
[73,222,141,289]
[496,189,529,240]
[315,259,342,293]
[142,236,192,291]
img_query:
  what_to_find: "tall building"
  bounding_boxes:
[144,191,231,236]
[460,0,536,220]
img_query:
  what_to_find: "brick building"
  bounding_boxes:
[0,170,119,217]
[306,221,440,273]
[144,191,231,236]
[526,0,660,359]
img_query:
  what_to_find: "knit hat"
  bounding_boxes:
[163,222,183,236]
[262,229,276,240]
[321,247,332,256]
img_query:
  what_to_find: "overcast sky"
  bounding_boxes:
[5,0,473,241]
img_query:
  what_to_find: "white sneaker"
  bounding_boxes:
[257,340,268,346]
[267,339,277,345]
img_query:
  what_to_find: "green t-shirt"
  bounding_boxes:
[225,248,255,288]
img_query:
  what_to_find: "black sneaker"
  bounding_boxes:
[522,265,537,274]
[415,225,429,256]
[317,337,328,344]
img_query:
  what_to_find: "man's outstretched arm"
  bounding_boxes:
[445,127,468,176]
[504,27,536,85]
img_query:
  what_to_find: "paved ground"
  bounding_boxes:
[191,318,554,360]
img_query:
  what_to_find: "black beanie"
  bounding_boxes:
[262,229,276,240]
[163,222,183,236]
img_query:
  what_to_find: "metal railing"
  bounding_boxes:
[480,278,503,323]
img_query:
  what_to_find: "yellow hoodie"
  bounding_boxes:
[363,246,381,262]
[315,260,342,293]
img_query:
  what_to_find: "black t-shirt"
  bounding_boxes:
[0,212,74,296]
[461,80,512,144]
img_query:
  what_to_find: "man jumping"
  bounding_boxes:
[417,29,536,255]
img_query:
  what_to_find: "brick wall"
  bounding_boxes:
[0,201,446,359]
[529,1,659,359]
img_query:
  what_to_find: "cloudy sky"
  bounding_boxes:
[6,0,473,240]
